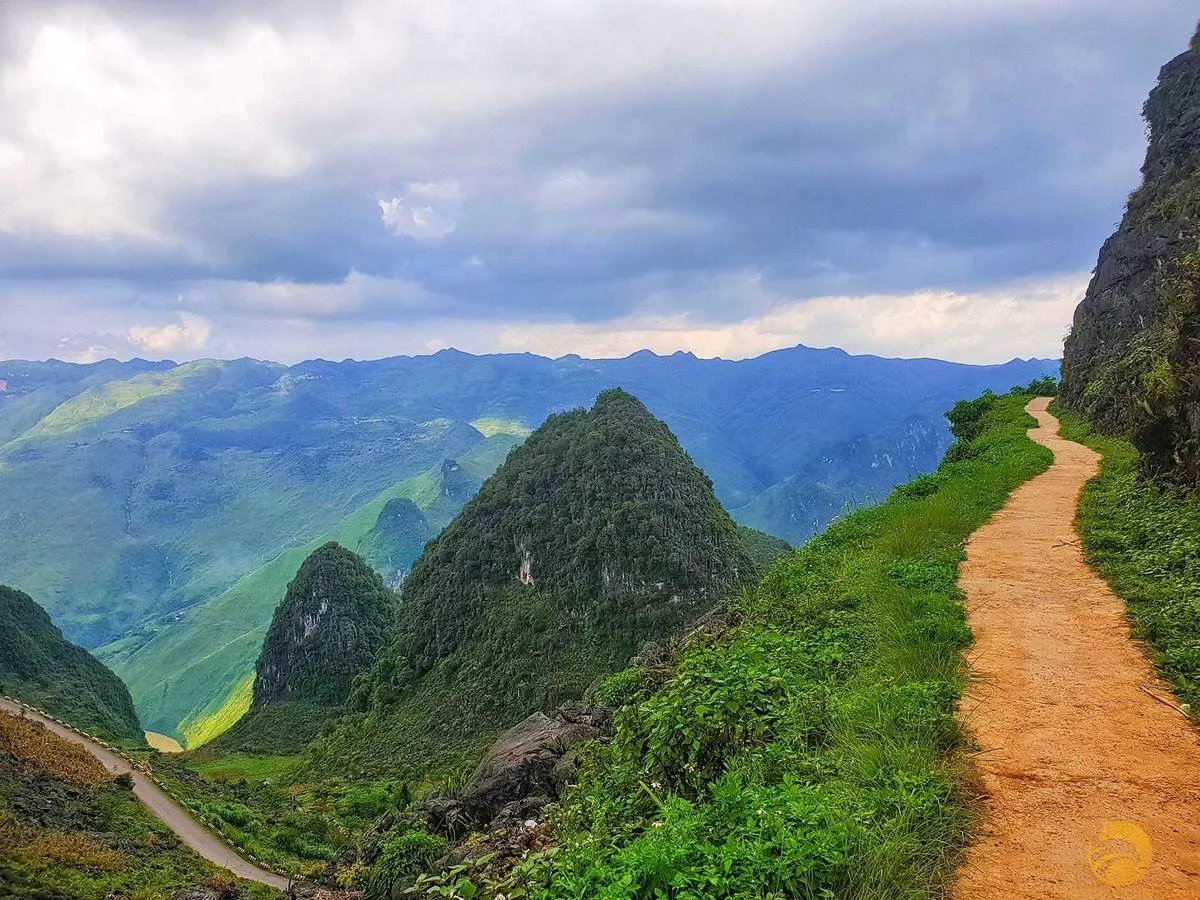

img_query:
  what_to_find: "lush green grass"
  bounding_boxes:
[151,751,411,881]
[470,416,534,439]
[187,752,301,784]
[179,672,255,749]
[454,393,1053,899]
[1056,408,1200,715]
[16,361,218,442]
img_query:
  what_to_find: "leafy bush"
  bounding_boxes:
[479,395,1052,899]
[945,392,997,444]
[587,668,650,710]
[1023,375,1059,397]
[205,800,254,829]
[368,829,449,900]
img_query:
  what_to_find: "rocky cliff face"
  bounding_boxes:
[252,542,396,708]
[1061,23,1200,483]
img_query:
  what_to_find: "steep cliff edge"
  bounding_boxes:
[1061,23,1200,483]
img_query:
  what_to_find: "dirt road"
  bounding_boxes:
[955,398,1200,897]
[0,698,292,891]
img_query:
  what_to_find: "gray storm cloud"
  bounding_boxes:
[0,0,1195,363]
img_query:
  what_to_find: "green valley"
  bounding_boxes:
[0,348,1054,744]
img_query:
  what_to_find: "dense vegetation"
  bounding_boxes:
[215,543,397,753]
[390,392,1051,898]
[0,586,142,745]
[0,350,1055,744]
[1057,410,1200,715]
[148,750,417,882]
[736,525,792,573]
[315,389,754,779]
[0,712,272,899]
[357,497,433,585]
[1061,23,1200,485]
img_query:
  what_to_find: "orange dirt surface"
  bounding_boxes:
[955,398,1200,899]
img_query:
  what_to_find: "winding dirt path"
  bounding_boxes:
[0,698,292,891]
[955,398,1200,898]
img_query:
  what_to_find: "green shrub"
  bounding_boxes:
[587,668,650,709]
[1023,375,1059,397]
[945,391,997,443]
[488,395,1052,899]
[368,829,449,900]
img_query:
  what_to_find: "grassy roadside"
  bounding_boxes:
[1055,407,1200,717]
[416,393,1052,899]
[149,750,394,881]
[0,712,278,900]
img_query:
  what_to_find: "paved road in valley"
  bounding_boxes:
[0,697,293,891]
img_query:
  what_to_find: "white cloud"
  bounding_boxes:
[0,0,1097,243]
[493,273,1086,364]
[127,313,212,355]
[0,270,1088,365]
[379,180,462,240]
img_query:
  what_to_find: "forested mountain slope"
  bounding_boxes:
[316,389,753,778]
[0,347,1056,742]
[0,586,142,744]
[215,543,397,752]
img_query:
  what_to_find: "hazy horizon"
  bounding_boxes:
[1,340,1062,370]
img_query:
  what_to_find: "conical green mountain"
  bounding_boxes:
[356,497,432,586]
[0,585,142,744]
[216,543,396,751]
[317,388,754,777]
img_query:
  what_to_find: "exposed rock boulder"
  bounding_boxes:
[416,703,611,834]
[459,704,608,819]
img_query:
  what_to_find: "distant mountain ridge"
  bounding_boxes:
[0,345,1057,741]
[0,585,142,744]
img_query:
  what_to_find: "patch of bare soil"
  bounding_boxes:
[955,398,1200,898]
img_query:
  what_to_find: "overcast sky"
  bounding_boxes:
[0,1,1195,365]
